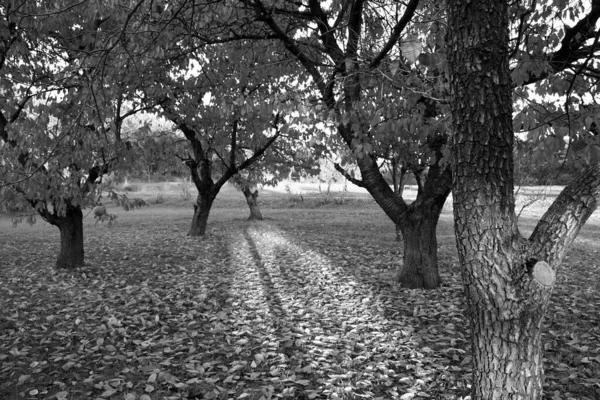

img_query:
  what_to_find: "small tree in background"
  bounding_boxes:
[125,14,308,236]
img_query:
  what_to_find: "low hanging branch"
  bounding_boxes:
[333,162,365,188]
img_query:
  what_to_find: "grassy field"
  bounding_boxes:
[1,180,599,400]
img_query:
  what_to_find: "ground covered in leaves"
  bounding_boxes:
[1,196,600,400]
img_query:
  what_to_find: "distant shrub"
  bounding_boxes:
[122,184,140,192]
[108,191,148,211]
[180,183,192,201]
[155,193,165,204]
[285,183,304,204]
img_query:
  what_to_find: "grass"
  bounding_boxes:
[0,180,599,400]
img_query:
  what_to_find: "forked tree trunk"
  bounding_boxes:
[242,187,263,221]
[447,1,600,398]
[53,204,84,269]
[188,194,215,236]
[447,1,546,396]
[398,206,442,289]
[346,148,451,289]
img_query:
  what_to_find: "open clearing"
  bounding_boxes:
[1,182,599,400]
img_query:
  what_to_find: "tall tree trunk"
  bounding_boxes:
[447,1,543,396]
[53,204,84,269]
[188,194,215,236]
[242,186,263,221]
[447,1,600,398]
[398,204,443,289]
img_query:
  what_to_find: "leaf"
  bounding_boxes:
[400,39,422,63]
[55,392,68,400]
[100,388,116,398]
[1,184,597,400]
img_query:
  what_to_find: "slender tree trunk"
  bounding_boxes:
[53,204,85,269]
[392,161,407,242]
[242,186,263,221]
[397,206,442,289]
[188,194,215,236]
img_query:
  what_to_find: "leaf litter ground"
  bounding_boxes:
[1,200,599,400]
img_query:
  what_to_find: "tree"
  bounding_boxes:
[231,136,321,220]
[447,0,600,397]
[147,41,296,236]
[205,0,453,288]
[0,2,150,269]
[116,0,451,287]
[129,126,190,181]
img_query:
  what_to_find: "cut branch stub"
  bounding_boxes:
[530,260,556,287]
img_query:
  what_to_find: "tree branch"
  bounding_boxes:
[308,0,345,63]
[249,0,329,98]
[345,0,366,62]
[159,96,205,159]
[368,0,420,70]
[521,1,600,85]
[528,162,600,266]
[334,162,365,187]
[237,115,282,172]
[229,119,238,171]
[213,113,282,189]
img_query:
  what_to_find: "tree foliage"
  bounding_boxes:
[0,1,154,268]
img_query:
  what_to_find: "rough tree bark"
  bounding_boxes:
[186,157,222,237]
[391,159,408,242]
[350,149,452,289]
[397,196,446,289]
[447,1,600,398]
[242,186,263,221]
[189,193,216,236]
[48,203,85,269]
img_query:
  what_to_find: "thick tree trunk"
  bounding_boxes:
[470,309,545,398]
[398,208,441,289]
[447,0,545,395]
[445,1,600,398]
[188,194,215,236]
[53,204,85,269]
[242,187,263,221]
[345,149,451,289]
